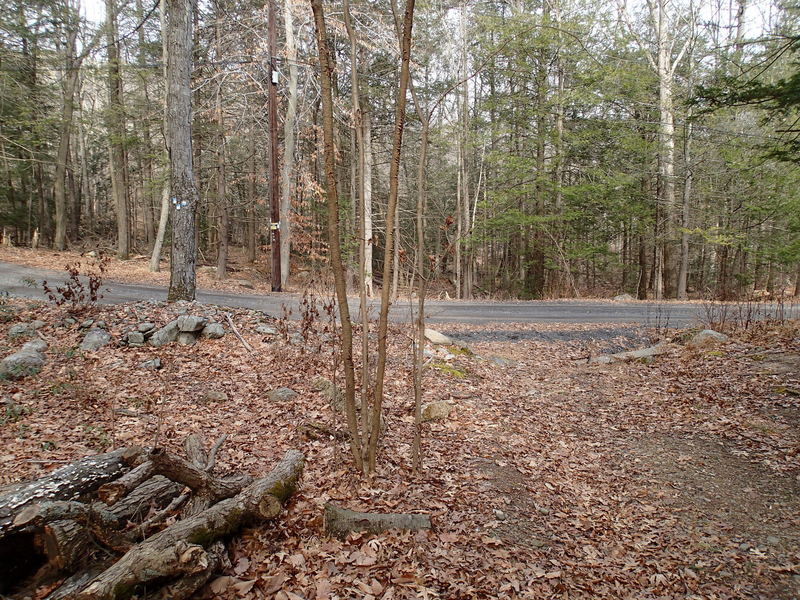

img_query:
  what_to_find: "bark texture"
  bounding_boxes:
[165,0,198,301]
[324,503,431,539]
[76,450,304,600]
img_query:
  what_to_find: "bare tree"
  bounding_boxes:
[310,0,364,472]
[368,0,416,473]
[165,0,198,301]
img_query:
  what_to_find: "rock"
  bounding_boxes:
[422,401,452,422]
[688,329,730,348]
[589,344,666,364]
[201,390,228,403]
[148,320,179,347]
[0,349,45,379]
[488,356,516,367]
[234,279,255,289]
[312,376,333,391]
[8,323,33,338]
[201,322,225,339]
[176,332,197,346]
[80,329,111,351]
[493,509,507,520]
[30,320,46,330]
[126,332,145,346]
[177,315,207,332]
[613,293,635,301]
[289,333,304,345]
[267,387,298,402]
[138,322,156,333]
[766,536,780,546]
[255,324,278,336]
[312,376,341,402]
[80,319,94,329]
[424,328,453,345]
[94,320,107,329]
[21,339,48,353]
[139,358,162,370]
[63,318,77,327]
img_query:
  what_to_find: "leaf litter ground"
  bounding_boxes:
[1,297,799,599]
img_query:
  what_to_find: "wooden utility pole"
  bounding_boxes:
[268,0,281,291]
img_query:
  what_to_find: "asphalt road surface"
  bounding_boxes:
[0,260,734,327]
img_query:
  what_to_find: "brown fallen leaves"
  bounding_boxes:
[1,297,799,599]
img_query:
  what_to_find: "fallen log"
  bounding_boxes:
[76,449,305,600]
[324,503,431,539]
[97,462,155,505]
[45,567,106,600]
[43,519,90,572]
[148,447,252,503]
[0,447,141,537]
[0,448,141,592]
[107,475,183,524]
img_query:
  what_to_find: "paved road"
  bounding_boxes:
[0,260,719,326]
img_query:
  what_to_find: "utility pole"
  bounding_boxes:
[268,0,281,291]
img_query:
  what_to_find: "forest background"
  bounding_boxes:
[0,0,798,301]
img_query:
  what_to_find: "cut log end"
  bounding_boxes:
[258,496,282,519]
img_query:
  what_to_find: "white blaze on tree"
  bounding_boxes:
[165,0,198,301]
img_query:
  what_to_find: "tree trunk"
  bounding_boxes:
[363,109,374,297]
[54,27,80,252]
[310,0,364,472]
[368,0,415,473]
[106,0,130,259]
[165,0,198,301]
[214,2,228,280]
[246,135,257,263]
[280,0,298,288]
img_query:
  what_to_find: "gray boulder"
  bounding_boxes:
[80,328,111,352]
[312,376,341,402]
[126,332,145,346]
[424,328,453,345]
[177,315,207,332]
[422,401,452,422]
[138,322,156,334]
[267,387,298,402]
[688,329,730,348]
[139,357,162,370]
[30,320,46,330]
[176,332,197,346]
[8,323,33,338]
[255,324,278,336]
[0,350,44,379]
[148,320,179,347]
[202,390,228,403]
[22,339,48,354]
[589,344,666,364]
[201,322,225,339]
[488,356,516,367]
